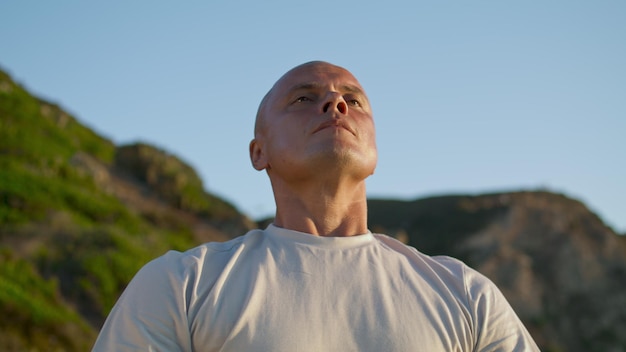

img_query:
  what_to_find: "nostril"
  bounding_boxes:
[337,102,347,114]
[323,102,331,113]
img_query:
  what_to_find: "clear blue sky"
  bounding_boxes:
[1,1,624,232]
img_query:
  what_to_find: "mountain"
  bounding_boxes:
[1,67,625,351]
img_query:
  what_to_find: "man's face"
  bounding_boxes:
[251,61,377,183]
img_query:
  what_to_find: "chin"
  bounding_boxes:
[311,147,376,177]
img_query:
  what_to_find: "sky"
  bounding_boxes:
[1,1,624,233]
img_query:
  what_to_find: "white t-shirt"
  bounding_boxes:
[93,224,539,351]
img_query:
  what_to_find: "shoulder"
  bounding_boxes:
[371,233,496,297]
[372,234,538,349]
[372,233,467,274]
[92,232,266,351]
[143,229,266,278]
[109,229,267,318]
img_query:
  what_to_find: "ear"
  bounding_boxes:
[249,138,269,171]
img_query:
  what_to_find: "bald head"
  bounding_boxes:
[249,60,376,183]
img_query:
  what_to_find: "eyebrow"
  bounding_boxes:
[286,82,366,96]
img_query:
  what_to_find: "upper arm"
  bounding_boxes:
[92,252,192,352]
[465,266,540,352]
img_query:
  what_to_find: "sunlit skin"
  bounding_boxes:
[250,61,377,237]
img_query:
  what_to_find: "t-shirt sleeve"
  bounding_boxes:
[91,251,193,352]
[464,265,540,352]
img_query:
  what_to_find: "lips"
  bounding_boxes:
[313,119,356,136]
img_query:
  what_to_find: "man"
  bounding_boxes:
[93,61,539,351]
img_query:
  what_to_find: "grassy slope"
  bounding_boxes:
[0,69,234,350]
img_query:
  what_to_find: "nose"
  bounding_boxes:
[322,92,348,115]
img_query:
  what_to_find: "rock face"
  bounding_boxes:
[113,142,255,236]
[368,192,626,352]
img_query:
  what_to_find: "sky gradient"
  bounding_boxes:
[1,1,624,232]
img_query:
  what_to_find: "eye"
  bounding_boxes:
[347,99,361,107]
[294,96,312,103]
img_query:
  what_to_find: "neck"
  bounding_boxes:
[270,176,369,237]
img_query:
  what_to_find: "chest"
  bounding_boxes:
[188,246,474,351]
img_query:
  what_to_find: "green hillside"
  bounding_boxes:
[0,69,251,350]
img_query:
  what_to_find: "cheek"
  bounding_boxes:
[266,127,303,156]
[363,120,377,145]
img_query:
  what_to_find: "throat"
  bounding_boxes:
[272,182,369,237]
